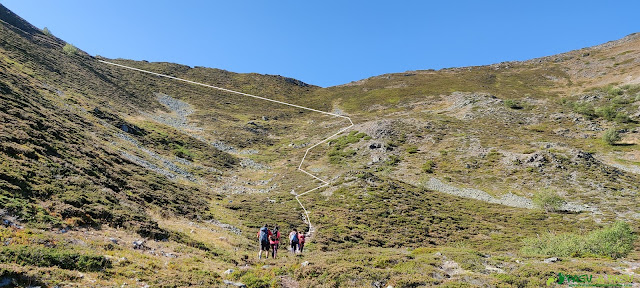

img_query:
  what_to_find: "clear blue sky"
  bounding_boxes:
[2,1,638,87]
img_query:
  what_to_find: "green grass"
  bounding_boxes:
[0,245,112,272]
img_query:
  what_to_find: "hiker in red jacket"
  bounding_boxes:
[298,231,306,253]
[269,225,281,258]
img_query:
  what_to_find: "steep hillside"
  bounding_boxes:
[0,4,638,287]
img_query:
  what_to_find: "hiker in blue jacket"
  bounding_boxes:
[257,224,272,259]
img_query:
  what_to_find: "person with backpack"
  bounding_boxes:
[269,225,281,259]
[298,230,306,253]
[289,228,299,254]
[257,224,272,259]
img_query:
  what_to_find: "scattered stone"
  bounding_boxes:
[544,257,560,263]
[424,178,534,209]
[109,238,119,245]
[223,280,247,288]
[288,142,310,149]
[441,260,464,277]
[301,261,310,267]
[2,219,23,229]
[369,143,382,149]
[161,251,177,258]
[223,269,234,275]
[262,265,270,269]
[133,240,146,250]
[240,158,271,170]
[485,265,505,274]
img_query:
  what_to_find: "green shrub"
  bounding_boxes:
[422,160,435,173]
[385,155,401,166]
[612,96,631,105]
[63,43,78,55]
[614,112,630,123]
[504,99,523,109]
[42,27,51,36]
[596,105,617,121]
[532,191,565,212]
[327,131,367,164]
[586,221,637,259]
[571,102,596,119]
[521,221,636,259]
[406,146,418,154]
[602,129,621,145]
[608,86,623,96]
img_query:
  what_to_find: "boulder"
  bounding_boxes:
[223,280,247,288]
[543,257,560,263]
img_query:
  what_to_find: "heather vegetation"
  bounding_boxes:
[0,5,638,287]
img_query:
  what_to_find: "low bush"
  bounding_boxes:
[571,102,596,119]
[504,99,523,109]
[614,112,630,123]
[63,43,78,55]
[327,131,367,164]
[532,191,565,212]
[422,160,435,173]
[602,129,621,145]
[608,86,623,96]
[521,221,636,259]
[596,105,617,121]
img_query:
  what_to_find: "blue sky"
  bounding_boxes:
[2,1,638,87]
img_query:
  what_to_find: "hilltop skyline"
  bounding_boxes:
[2,0,639,87]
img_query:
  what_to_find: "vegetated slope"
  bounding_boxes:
[0,2,252,235]
[0,3,639,287]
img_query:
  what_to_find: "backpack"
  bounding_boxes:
[259,227,269,242]
[271,229,279,241]
[290,232,298,242]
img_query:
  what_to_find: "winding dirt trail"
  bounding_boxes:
[98,60,353,237]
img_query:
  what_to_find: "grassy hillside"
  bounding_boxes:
[0,4,639,287]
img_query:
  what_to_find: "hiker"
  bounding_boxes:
[270,225,281,259]
[298,230,306,253]
[289,228,299,254]
[257,224,272,259]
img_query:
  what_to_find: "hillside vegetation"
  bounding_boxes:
[0,4,639,287]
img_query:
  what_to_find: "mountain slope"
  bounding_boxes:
[0,4,638,287]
